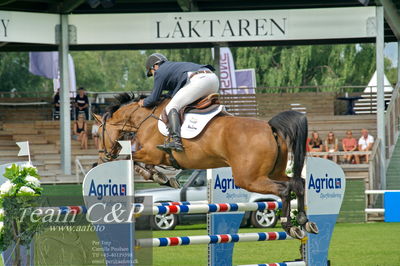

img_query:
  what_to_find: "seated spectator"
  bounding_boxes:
[306,137,311,152]
[91,120,100,149]
[308,131,323,157]
[323,131,339,163]
[75,87,89,120]
[358,128,374,163]
[342,130,359,164]
[73,114,88,150]
[53,88,60,120]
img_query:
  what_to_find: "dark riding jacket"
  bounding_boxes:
[143,61,214,107]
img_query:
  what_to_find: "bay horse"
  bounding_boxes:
[93,93,318,239]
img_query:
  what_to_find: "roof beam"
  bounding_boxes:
[177,0,198,11]
[0,0,16,7]
[47,0,86,13]
[377,0,400,40]
[61,0,86,13]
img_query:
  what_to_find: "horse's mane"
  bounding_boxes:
[105,92,171,117]
[105,92,146,116]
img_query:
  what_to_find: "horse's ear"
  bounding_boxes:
[92,113,102,123]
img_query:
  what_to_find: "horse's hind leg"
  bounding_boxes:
[267,148,306,238]
[290,177,319,234]
[274,180,306,239]
[290,178,308,225]
[235,174,305,239]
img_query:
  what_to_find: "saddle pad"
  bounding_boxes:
[158,105,225,139]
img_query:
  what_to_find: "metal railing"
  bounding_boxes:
[364,82,400,221]
[368,139,382,192]
[308,151,371,157]
[75,155,98,183]
[384,83,400,161]
[366,139,382,221]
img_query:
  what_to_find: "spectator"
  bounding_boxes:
[358,128,374,163]
[308,131,323,157]
[91,120,100,149]
[324,131,339,163]
[306,137,311,152]
[342,130,359,164]
[73,114,88,150]
[75,87,89,120]
[53,88,60,120]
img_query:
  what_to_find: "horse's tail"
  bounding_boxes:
[268,111,308,179]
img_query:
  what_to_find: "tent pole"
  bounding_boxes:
[59,14,71,175]
[376,6,386,189]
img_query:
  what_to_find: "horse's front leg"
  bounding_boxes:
[145,164,180,189]
[134,162,153,181]
[133,149,180,188]
[132,147,170,166]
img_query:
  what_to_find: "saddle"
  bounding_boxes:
[161,93,221,124]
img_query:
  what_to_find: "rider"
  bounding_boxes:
[138,53,219,152]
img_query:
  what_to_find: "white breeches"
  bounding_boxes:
[165,73,219,114]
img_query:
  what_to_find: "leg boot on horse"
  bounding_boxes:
[157,108,184,152]
[278,176,318,239]
[134,163,180,189]
[291,178,319,235]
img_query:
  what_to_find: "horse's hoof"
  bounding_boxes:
[167,177,180,189]
[305,221,319,234]
[296,212,308,226]
[152,172,168,184]
[289,226,305,239]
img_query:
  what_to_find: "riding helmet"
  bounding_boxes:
[146,53,168,77]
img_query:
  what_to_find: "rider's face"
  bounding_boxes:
[150,64,159,76]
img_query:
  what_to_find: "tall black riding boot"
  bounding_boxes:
[157,108,184,152]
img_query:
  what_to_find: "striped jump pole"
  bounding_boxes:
[153,200,297,209]
[35,206,87,215]
[154,200,208,206]
[138,201,282,215]
[136,231,293,248]
[238,262,306,266]
[36,201,280,217]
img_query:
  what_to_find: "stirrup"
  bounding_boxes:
[157,143,171,152]
[157,140,183,152]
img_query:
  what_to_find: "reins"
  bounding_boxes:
[99,105,159,162]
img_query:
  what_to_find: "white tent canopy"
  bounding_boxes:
[364,70,394,93]
[355,70,394,114]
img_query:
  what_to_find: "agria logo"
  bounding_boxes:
[213,174,241,193]
[308,173,341,193]
[88,179,127,200]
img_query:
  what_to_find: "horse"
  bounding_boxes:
[93,93,318,239]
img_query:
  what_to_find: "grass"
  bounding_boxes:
[149,223,400,266]
[39,185,400,265]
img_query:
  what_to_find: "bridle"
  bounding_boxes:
[98,105,159,162]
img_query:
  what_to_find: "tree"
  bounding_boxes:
[0,53,52,97]
[1,45,396,96]
[71,50,153,92]
[232,44,384,91]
